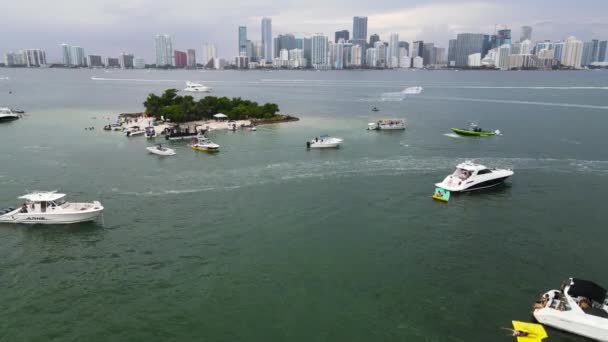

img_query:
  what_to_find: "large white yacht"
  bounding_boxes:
[0,107,19,122]
[435,161,513,192]
[367,119,406,131]
[183,81,211,92]
[533,278,608,341]
[0,192,104,224]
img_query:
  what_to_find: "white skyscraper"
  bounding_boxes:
[261,17,272,62]
[61,44,72,66]
[201,43,217,67]
[399,55,411,68]
[311,34,328,69]
[495,44,511,70]
[562,36,583,69]
[70,46,86,66]
[387,33,399,68]
[412,56,423,68]
[155,34,174,67]
[519,39,533,55]
[23,49,46,67]
[350,45,362,66]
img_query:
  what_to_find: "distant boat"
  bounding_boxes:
[367,119,406,131]
[306,135,343,149]
[147,144,175,156]
[451,123,499,137]
[0,107,19,122]
[183,81,211,92]
[371,107,380,112]
[403,86,423,94]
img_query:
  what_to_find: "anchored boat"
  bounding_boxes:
[435,161,513,192]
[0,191,103,224]
[147,144,175,156]
[190,137,220,152]
[306,135,343,149]
[367,119,406,131]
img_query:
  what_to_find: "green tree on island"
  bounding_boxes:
[143,89,280,122]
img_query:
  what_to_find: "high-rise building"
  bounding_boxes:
[119,53,134,69]
[447,39,457,66]
[350,44,362,67]
[87,55,103,68]
[22,49,46,67]
[599,41,608,62]
[261,17,272,61]
[435,47,446,65]
[454,33,485,67]
[201,43,217,67]
[423,42,435,66]
[4,52,22,67]
[71,46,86,66]
[155,34,173,67]
[61,44,72,66]
[331,40,345,69]
[590,40,600,62]
[187,49,196,67]
[412,56,423,69]
[295,38,304,50]
[562,36,583,69]
[497,29,511,46]
[520,26,532,42]
[554,42,565,62]
[352,16,368,48]
[133,58,146,69]
[311,34,328,69]
[335,30,349,43]
[369,34,380,47]
[288,48,306,68]
[246,40,254,60]
[519,40,533,55]
[581,41,594,66]
[174,50,187,68]
[365,47,378,67]
[398,41,409,56]
[387,33,399,68]
[374,41,386,68]
[468,53,482,67]
[495,44,511,70]
[238,26,248,56]
[412,41,424,58]
[399,55,411,68]
[303,38,312,68]
[104,57,120,68]
[274,34,296,58]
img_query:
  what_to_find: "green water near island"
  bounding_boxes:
[1,69,608,341]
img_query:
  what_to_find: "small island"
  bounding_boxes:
[143,89,298,124]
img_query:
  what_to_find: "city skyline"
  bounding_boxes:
[1,0,607,61]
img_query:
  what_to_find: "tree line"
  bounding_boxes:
[143,89,280,122]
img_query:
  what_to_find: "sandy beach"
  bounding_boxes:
[116,115,254,134]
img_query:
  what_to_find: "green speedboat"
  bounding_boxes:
[451,125,499,137]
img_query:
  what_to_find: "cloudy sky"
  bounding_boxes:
[2,0,607,62]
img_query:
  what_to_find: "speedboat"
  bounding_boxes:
[145,126,157,138]
[452,123,500,137]
[147,144,175,156]
[403,86,423,95]
[125,126,145,137]
[371,107,380,112]
[0,107,19,122]
[190,137,220,152]
[183,81,211,92]
[435,161,513,192]
[367,119,406,130]
[533,278,608,341]
[306,135,343,149]
[0,191,103,225]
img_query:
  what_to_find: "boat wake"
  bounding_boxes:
[436,86,608,90]
[443,133,462,138]
[419,96,608,110]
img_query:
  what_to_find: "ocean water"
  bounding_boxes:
[1,68,608,341]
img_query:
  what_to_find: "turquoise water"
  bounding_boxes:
[1,69,608,341]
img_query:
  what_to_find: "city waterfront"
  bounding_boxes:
[1,69,608,341]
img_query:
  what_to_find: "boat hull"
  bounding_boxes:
[191,145,219,152]
[0,207,103,225]
[534,309,608,342]
[147,147,175,156]
[436,176,511,192]
[451,128,495,136]
[0,116,19,122]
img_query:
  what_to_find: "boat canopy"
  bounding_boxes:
[568,278,607,303]
[213,113,228,118]
[19,191,66,202]
[456,161,487,172]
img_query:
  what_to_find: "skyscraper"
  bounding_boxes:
[423,42,435,66]
[119,53,134,69]
[387,33,399,68]
[23,49,46,67]
[398,41,409,55]
[352,16,368,48]
[261,18,272,61]
[520,26,532,42]
[554,42,565,62]
[274,34,297,58]
[412,41,424,58]
[311,34,328,69]
[369,34,380,47]
[562,36,583,69]
[454,33,485,67]
[303,38,312,68]
[599,41,608,62]
[61,44,72,66]
[174,50,187,68]
[447,39,456,66]
[497,29,512,46]
[581,41,594,66]
[71,46,86,66]
[335,30,349,43]
[201,43,217,67]
[187,49,196,67]
[238,26,248,56]
[155,34,173,67]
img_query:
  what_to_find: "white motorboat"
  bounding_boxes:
[125,126,145,137]
[190,137,220,152]
[435,161,513,192]
[0,191,103,225]
[306,135,344,149]
[145,126,157,138]
[0,107,19,122]
[147,144,176,156]
[367,119,406,130]
[403,86,423,95]
[183,81,211,92]
[533,278,608,341]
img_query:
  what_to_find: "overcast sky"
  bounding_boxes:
[2,0,607,62]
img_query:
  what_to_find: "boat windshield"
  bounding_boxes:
[454,168,472,180]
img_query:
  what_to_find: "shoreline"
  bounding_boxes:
[115,113,299,133]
